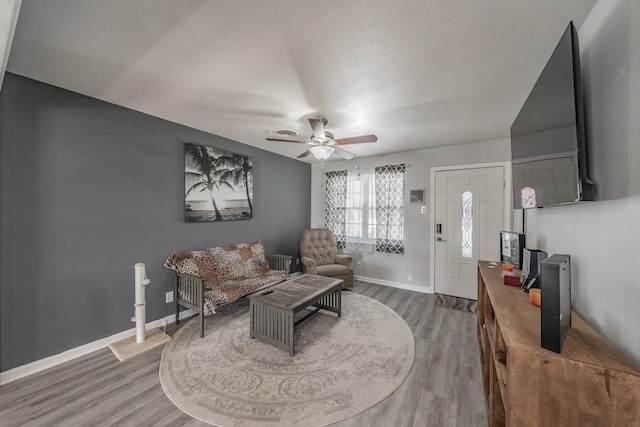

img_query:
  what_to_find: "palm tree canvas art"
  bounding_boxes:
[184,143,253,222]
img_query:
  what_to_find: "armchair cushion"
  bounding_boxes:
[316,263,351,277]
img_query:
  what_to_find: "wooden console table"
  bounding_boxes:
[477,260,640,426]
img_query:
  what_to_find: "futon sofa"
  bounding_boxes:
[164,241,291,337]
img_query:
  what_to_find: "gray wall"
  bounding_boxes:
[526,0,640,367]
[0,73,311,371]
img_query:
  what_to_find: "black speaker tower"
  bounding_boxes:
[540,254,571,353]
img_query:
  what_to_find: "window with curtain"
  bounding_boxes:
[324,164,405,254]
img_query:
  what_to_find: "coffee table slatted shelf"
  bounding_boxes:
[249,274,342,355]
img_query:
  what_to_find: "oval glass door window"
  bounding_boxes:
[461,190,473,259]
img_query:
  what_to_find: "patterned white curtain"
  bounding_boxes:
[374,164,405,254]
[324,170,347,248]
[345,169,376,253]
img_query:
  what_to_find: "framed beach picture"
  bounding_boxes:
[410,189,425,204]
[184,143,253,222]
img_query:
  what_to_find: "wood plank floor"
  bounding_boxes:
[0,280,487,427]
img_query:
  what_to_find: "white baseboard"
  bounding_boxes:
[354,275,433,294]
[0,309,197,386]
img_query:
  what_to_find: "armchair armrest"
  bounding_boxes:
[335,254,353,268]
[266,254,292,278]
[301,256,318,274]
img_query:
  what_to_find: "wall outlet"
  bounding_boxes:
[166,291,174,303]
[357,261,362,267]
[296,257,300,265]
[408,273,413,281]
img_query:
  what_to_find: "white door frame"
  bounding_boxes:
[429,161,512,293]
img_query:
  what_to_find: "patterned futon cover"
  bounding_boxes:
[164,241,288,315]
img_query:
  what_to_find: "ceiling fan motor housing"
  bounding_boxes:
[312,131,334,145]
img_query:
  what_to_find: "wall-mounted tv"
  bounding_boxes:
[510,22,595,209]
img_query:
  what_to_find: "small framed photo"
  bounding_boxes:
[410,189,425,204]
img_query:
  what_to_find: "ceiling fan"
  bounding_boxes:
[266,118,377,160]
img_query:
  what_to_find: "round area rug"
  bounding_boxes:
[159,291,415,427]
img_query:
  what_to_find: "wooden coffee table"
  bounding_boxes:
[249,274,342,355]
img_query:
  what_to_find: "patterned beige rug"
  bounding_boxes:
[159,292,415,427]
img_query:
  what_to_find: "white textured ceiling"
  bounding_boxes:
[7,0,596,162]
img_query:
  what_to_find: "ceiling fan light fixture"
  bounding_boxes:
[310,145,334,160]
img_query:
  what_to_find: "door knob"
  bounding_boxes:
[437,237,446,242]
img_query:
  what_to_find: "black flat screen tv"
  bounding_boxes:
[510,22,595,209]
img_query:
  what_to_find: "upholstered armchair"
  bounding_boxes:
[299,228,353,289]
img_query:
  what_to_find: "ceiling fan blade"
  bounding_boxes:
[335,134,378,145]
[297,149,312,159]
[333,146,355,160]
[266,137,308,144]
[309,118,326,140]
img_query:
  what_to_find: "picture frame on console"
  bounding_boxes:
[500,231,525,269]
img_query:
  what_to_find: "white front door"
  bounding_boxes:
[434,166,506,299]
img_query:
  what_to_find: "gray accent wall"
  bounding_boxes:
[0,73,310,371]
